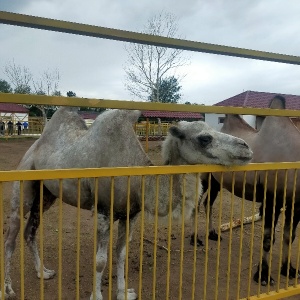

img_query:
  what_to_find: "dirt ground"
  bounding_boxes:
[0,137,299,299]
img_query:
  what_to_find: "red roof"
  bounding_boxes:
[78,111,101,120]
[215,91,300,109]
[0,103,29,113]
[141,110,203,119]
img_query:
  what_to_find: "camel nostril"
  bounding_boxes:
[239,141,248,148]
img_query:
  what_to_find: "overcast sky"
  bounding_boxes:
[1,0,300,105]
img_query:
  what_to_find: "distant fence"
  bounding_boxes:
[0,117,44,137]
[135,122,171,136]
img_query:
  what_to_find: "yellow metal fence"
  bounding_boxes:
[1,10,300,300]
[1,165,300,300]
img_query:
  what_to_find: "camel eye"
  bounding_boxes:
[197,134,212,147]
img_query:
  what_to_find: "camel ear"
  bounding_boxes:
[269,95,286,109]
[169,126,185,139]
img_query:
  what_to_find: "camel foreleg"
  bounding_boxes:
[253,197,282,286]
[116,216,138,300]
[280,204,300,279]
[90,213,110,300]
[190,175,220,247]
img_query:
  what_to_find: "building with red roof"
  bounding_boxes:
[78,109,204,124]
[0,103,29,113]
[0,103,29,135]
[141,110,203,121]
[206,90,300,130]
[215,91,300,110]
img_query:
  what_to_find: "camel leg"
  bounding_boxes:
[280,204,300,278]
[24,185,57,279]
[3,181,35,298]
[253,195,282,286]
[116,216,138,300]
[190,175,220,246]
[90,213,110,300]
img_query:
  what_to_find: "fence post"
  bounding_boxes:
[145,118,149,153]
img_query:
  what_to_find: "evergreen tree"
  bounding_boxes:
[0,79,12,93]
[148,76,182,103]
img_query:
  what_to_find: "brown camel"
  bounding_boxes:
[193,95,300,286]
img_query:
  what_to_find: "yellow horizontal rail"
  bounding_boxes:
[240,284,300,300]
[1,93,300,117]
[1,11,300,65]
[0,162,300,182]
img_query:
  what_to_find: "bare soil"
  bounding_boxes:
[0,137,299,299]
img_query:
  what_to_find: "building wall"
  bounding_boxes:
[205,113,256,131]
[0,112,28,122]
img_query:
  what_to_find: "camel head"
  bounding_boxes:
[162,120,253,166]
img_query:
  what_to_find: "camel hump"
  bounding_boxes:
[269,95,286,109]
[125,110,142,123]
[102,109,142,124]
[43,106,87,132]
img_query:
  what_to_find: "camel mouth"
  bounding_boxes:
[234,155,253,163]
[229,150,253,164]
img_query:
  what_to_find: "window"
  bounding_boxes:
[218,117,225,124]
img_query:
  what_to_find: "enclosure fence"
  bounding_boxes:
[1,10,300,300]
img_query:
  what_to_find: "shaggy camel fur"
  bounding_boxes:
[2,108,252,300]
[193,95,300,286]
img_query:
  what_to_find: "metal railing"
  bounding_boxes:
[1,10,300,300]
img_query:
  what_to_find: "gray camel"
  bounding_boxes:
[2,107,252,300]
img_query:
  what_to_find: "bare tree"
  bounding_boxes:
[124,11,189,102]
[4,61,61,123]
[4,60,32,94]
[33,69,60,96]
[32,69,61,122]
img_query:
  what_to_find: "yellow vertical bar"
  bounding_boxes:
[226,172,236,300]
[247,171,258,298]
[286,170,297,289]
[192,173,200,300]
[109,177,115,300]
[134,123,137,135]
[214,173,224,300]
[295,187,300,287]
[257,171,268,297]
[145,118,149,153]
[76,179,81,300]
[58,179,63,300]
[39,181,44,299]
[92,178,99,300]
[20,180,25,300]
[236,172,247,299]
[276,170,288,292]
[283,170,292,289]
[125,176,131,300]
[166,175,173,300]
[267,171,278,294]
[294,173,300,288]
[138,176,145,299]
[0,182,4,296]
[179,174,186,300]
[152,175,160,300]
[204,173,212,300]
